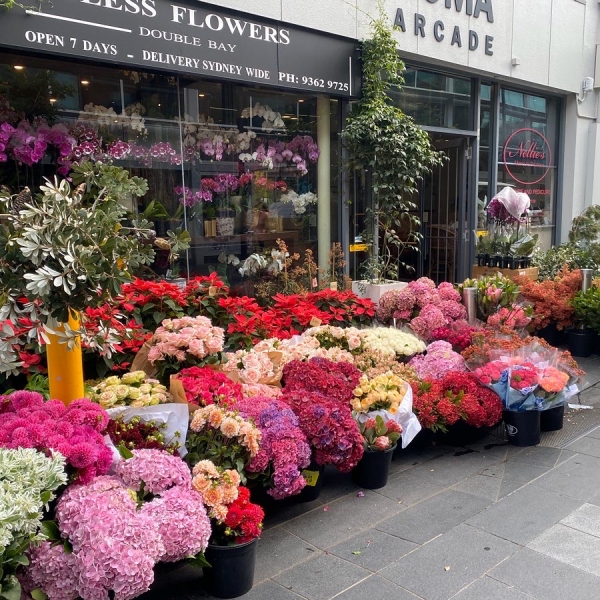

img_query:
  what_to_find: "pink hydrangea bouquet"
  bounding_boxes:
[235,396,311,499]
[0,391,112,484]
[377,278,467,341]
[147,316,226,383]
[408,340,467,380]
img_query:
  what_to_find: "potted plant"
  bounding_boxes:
[351,414,402,489]
[571,285,600,357]
[342,8,443,300]
[0,160,155,403]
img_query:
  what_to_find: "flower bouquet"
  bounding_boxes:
[486,303,533,331]
[430,319,477,352]
[408,340,467,379]
[411,372,503,433]
[185,405,261,483]
[88,370,172,408]
[235,396,311,500]
[172,365,243,408]
[459,273,520,321]
[355,415,403,452]
[360,327,427,360]
[146,316,226,384]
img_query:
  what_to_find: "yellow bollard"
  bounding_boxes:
[46,310,85,405]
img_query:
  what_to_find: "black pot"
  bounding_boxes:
[503,409,540,447]
[536,323,567,347]
[492,254,503,268]
[501,256,515,269]
[433,420,492,447]
[476,253,485,267]
[297,458,325,502]
[567,328,597,358]
[352,445,395,489]
[203,538,258,598]
[540,404,565,432]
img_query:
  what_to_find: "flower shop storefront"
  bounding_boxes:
[0,0,359,288]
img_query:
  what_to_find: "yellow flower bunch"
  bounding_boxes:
[351,371,409,414]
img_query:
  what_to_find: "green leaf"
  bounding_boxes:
[13,554,29,566]
[0,578,21,600]
[117,442,134,459]
[188,552,211,569]
[40,520,61,541]
[31,589,48,600]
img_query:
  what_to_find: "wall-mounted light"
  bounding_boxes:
[81,80,90,85]
[13,65,25,71]
[49,98,57,103]
[198,93,205,97]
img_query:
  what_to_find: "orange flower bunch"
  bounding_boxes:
[192,459,241,521]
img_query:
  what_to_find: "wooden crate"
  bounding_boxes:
[471,266,539,281]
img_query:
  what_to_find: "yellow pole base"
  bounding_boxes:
[46,311,85,405]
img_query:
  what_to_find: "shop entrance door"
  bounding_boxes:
[419,135,471,284]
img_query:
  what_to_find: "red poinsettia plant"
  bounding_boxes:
[411,371,503,433]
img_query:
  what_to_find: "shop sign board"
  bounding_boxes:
[0,0,361,97]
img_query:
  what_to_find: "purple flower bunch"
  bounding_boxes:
[174,185,213,207]
[409,340,467,380]
[235,397,311,500]
[26,451,212,600]
[487,197,520,225]
[282,390,364,473]
[0,391,112,484]
[213,172,240,194]
[377,279,467,341]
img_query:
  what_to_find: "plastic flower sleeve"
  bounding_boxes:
[106,403,189,457]
[354,385,421,448]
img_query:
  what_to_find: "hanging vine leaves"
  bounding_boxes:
[342,4,444,281]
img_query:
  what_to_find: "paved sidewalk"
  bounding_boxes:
[144,358,600,600]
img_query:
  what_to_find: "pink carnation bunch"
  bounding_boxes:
[0,392,112,484]
[175,365,243,407]
[409,340,467,380]
[235,397,311,500]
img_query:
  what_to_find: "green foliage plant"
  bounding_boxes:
[341,2,443,282]
[572,286,600,333]
[0,161,156,375]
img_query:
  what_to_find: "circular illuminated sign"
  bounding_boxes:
[502,128,552,186]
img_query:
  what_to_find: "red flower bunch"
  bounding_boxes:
[184,273,231,323]
[305,289,376,327]
[270,294,334,329]
[0,391,112,483]
[509,364,538,390]
[282,390,364,472]
[175,366,243,407]
[430,319,476,352]
[411,371,503,433]
[106,415,180,454]
[282,357,362,404]
[235,396,311,500]
[223,486,265,544]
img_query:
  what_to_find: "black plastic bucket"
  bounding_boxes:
[503,410,541,447]
[540,404,565,432]
[351,446,395,489]
[203,538,258,598]
[297,458,325,502]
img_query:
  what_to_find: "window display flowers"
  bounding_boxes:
[88,371,171,408]
[280,190,318,215]
[147,316,226,382]
[351,371,410,414]
[173,365,243,407]
[0,448,67,600]
[355,415,402,451]
[235,397,311,500]
[281,390,364,473]
[0,392,112,484]
[408,340,466,380]
[185,405,261,481]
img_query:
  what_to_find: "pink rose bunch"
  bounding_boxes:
[147,316,225,382]
[409,340,467,380]
[175,365,243,407]
[377,279,467,341]
[241,382,282,399]
[0,391,112,484]
[283,357,362,404]
[225,347,278,385]
[282,390,364,473]
[235,397,311,499]
[357,415,403,452]
[487,304,532,330]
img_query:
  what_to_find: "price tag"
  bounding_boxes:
[302,469,320,487]
[330,282,338,291]
[208,286,217,297]
[309,317,322,327]
[312,277,318,288]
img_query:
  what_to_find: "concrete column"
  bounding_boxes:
[317,95,331,275]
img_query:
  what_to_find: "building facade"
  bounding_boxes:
[0,0,598,284]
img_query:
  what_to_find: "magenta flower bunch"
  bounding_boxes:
[377,278,467,341]
[408,340,467,380]
[0,391,112,484]
[235,396,311,500]
[282,357,362,405]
